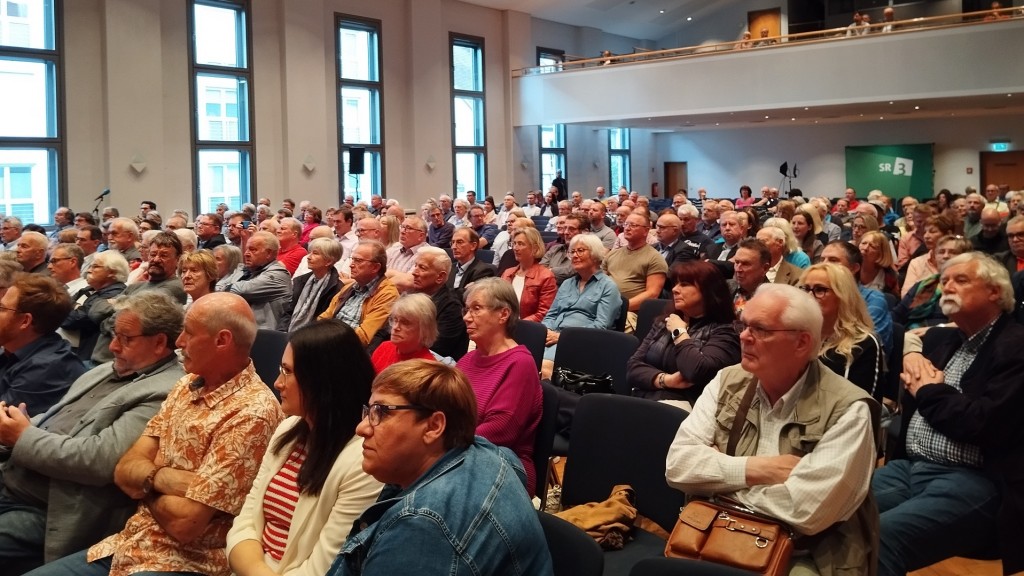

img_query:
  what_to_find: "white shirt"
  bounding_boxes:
[665,368,875,535]
[522,205,541,218]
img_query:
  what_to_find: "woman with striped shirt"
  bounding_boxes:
[227,320,382,575]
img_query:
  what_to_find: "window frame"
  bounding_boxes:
[187,0,255,216]
[609,127,631,192]
[0,0,66,225]
[449,32,487,198]
[336,13,385,203]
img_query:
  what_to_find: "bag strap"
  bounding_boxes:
[726,379,758,456]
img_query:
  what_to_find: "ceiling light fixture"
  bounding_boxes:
[687,17,692,21]
[914,106,920,110]
[660,9,664,13]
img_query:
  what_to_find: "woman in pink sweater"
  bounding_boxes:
[456,278,543,495]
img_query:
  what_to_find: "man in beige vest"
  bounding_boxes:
[666,283,879,576]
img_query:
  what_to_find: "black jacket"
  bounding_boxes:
[446,257,496,302]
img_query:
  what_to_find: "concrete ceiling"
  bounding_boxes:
[461,0,716,41]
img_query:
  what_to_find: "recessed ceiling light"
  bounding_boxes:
[804,107,809,111]
[764,115,769,119]
[791,117,795,121]
[715,123,720,126]
[1008,94,1013,97]
[880,116,884,120]
[914,106,920,110]
[660,9,665,13]
[686,17,692,21]
[889,101,894,105]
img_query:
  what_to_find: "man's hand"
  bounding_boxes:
[901,368,945,398]
[745,454,802,486]
[901,352,940,383]
[544,330,560,346]
[0,402,31,446]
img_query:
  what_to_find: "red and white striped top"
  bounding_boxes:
[261,442,307,561]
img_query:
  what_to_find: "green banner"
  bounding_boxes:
[844,144,934,200]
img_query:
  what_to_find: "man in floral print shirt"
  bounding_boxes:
[30,292,283,576]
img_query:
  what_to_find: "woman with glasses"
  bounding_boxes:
[456,278,543,496]
[894,234,973,330]
[798,263,883,399]
[849,213,878,247]
[61,251,130,364]
[627,261,740,410]
[500,227,556,322]
[327,360,551,575]
[539,234,621,379]
[178,250,218,307]
[858,230,899,299]
[371,293,438,372]
[902,215,956,296]
[285,237,342,333]
[228,320,381,576]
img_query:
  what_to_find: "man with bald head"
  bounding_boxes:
[15,232,50,275]
[970,207,1008,254]
[274,217,306,275]
[37,292,282,576]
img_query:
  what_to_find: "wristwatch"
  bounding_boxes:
[141,465,165,497]
[671,327,686,340]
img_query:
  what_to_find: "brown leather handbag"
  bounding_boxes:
[663,381,795,575]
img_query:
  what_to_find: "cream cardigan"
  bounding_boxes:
[226,416,383,576]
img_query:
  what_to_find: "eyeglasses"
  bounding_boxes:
[798,284,832,299]
[112,331,148,347]
[1007,232,1024,240]
[623,222,649,230]
[278,364,294,378]
[0,305,20,315]
[350,256,370,265]
[733,320,800,341]
[400,225,425,233]
[569,248,590,256]
[48,257,75,264]
[361,403,428,427]
[462,304,496,317]
[655,224,679,230]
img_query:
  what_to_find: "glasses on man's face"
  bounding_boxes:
[1008,232,1024,241]
[400,225,425,233]
[350,256,370,265]
[798,284,832,299]
[48,257,74,264]
[361,403,428,427]
[733,320,800,341]
[112,331,147,347]
[623,222,649,230]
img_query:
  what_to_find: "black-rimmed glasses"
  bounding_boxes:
[361,403,429,426]
[733,320,800,340]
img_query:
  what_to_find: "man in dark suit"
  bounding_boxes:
[873,253,1024,575]
[195,213,226,250]
[447,228,495,302]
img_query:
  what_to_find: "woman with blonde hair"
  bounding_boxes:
[799,263,883,399]
[378,214,400,248]
[792,204,825,262]
[178,250,218,306]
[858,230,899,297]
[762,217,810,268]
[500,227,556,322]
[849,213,879,246]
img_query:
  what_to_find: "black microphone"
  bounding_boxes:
[94,188,110,202]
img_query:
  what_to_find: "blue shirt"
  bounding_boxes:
[542,271,621,332]
[858,285,893,355]
[328,438,553,576]
[0,332,87,414]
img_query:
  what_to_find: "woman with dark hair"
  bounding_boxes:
[935,189,955,212]
[227,320,382,576]
[482,196,498,225]
[735,185,755,209]
[300,206,322,245]
[627,261,741,409]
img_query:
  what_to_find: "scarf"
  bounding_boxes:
[906,273,942,328]
[289,272,332,332]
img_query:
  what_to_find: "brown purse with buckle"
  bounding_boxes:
[663,381,795,575]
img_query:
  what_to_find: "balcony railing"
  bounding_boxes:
[513,7,1022,78]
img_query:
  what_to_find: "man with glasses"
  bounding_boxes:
[468,206,498,249]
[1,217,22,252]
[0,274,86,414]
[320,241,399,346]
[0,292,185,570]
[121,232,187,305]
[666,283,879,576]
[47,243,88,299]
[426,208,455,251]
[386,216,429,291]
[75,225,102,273]
[603,213,668,332]
[994,215,1024,276]
[195,213,226,251]
[32,292,281,576]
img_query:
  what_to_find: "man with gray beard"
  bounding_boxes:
[872,253,1024,575]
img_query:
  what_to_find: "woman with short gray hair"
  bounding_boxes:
[285,237,343,332]
[370,293,438,372]
[62,251,130,363]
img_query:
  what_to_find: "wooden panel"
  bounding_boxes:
[981,150,1024,190]
[748,7,782,38]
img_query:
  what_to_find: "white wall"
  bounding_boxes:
[656,115,1024,198]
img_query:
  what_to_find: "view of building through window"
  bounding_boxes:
[451,34,486,197]
[338,16,384,202]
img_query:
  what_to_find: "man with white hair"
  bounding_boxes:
[15,232,50,275]
[756,227,803,286]
[874,253,1024,575]
[667,283,879,575]
[107,218,142,266]
[223,231,291,330]
[274,217,307,275]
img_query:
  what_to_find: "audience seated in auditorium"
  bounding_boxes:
[539,234,621,379]
[667,283,878,575]
[0,273,86,414]
[326,360,552,575]
[799,263,884,400]
[224,231,291,331]
[0,292,184,570]
[627,261,740,410]
[604,212,668,332]
[875,253,1024,575]
[285,237,343,333]
[227,320,381,576]
[319,240,398,346]
[455,278,542,496]
[902,214,956,296]
[894,235,973,330]
[26,292,282,576]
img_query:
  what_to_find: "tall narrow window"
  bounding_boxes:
[609,128,630,192]
[189,0,253,214]
[451,34,486,197]
[0,0,62,224]
[337,15,383,203]
[539,124,565,192]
